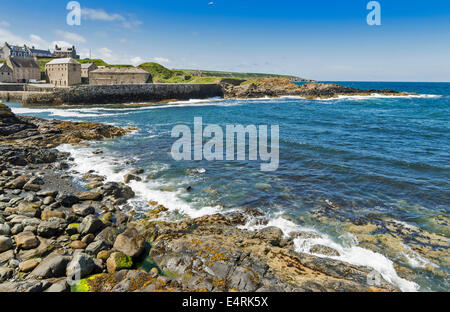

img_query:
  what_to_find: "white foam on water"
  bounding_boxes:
[315,93,441,101]
[11,107,125,118]
[57,144,222,219]
[240,215,420,292]
[400,243,439,269]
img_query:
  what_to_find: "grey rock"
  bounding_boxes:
[0,250,14,265]
[72,202,95,216]
[78,215,104,235]
[37,218,66,238]
[66,252,95,279]
[0,235,13,252]
[85,239,108,256]
[31,253,71,278]
[0,223,10,235]
[11,223,23,235]
[45,281,68,292]
[0,267,14,282]
[56,193,79,207]
[113,228,144,258]
[95,226,120,246]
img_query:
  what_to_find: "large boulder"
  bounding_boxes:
[0,236,13,253]
[5,176,28,189]
[56,193,79,207]
[113,228,145,258]
[78,215,104,235]
[30,253,71,278]
[72,202,95,216]
[14,231,39,250]
[66,252,95,279]
[37,218,66,238]
[106,252,133,273]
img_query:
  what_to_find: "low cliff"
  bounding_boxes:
[22,83,224,106]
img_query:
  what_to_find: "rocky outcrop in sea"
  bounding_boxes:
[222,78,414,99]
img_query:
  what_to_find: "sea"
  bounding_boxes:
[5,81,449,292]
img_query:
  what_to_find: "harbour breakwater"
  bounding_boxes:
[21,84,224,106]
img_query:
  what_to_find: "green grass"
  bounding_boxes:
[33,57,309,83]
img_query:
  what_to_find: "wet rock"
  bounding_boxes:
[98,182,135,200]
[258,226,283,247]
[5,176,27,189]
[124,174,141,184]
[18,237,54,261]
[72,202,95,216]
[56,193,79,207]
[78,215,104,235]
[31,253,71,278]
[10,224,23,235]
[95,227,120,246]
[14,231,39,250]
[17,202,41,218]
[106,252,133,273]
[66,223,80,235]
[0,267,14,282]
[85,240,109,256]
[0,235,13,252]
[113,228,145,258]
[45,280,68,292]
[0,250,14,265]
[37,218,66,238]
[76,191,102,201]
[23,183,41,192]
[310,245,341,257]
[43,196,54,205]
[0,223,10,235]
[70,240,87,249]
[41,210,65,221]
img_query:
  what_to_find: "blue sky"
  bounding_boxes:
[1,0,449,81]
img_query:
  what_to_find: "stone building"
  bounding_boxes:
[1,42,51,59]
[81,63,98,78]
[5,56,40,82]
[52,45,80,59]
[0,62,14,83]
[46,58,81,86]
[89,67,150,85]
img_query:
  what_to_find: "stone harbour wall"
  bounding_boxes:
[21,83,224,106]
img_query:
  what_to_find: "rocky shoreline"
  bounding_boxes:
[0,103,407,292]
[221,78,415,99]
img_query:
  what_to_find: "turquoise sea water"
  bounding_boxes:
[6,81,449,291]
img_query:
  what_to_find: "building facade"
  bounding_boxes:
[1,42,52,59]
[89,67,150,85]
[5,56,40,82]
[45,58,81,86]
[52,45,80,59]
[46,58,81,86]
[81,63,98,78]
[0,62,14,83]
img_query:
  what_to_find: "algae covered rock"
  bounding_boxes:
[106,252,133,273]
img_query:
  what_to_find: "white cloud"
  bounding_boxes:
[55,30,86,43]
[130,56,143,66]
[81,8,125,22]
[81,8,142,29]
[153,57,170,64]
[0,27,26,45]
[0,21,10,27]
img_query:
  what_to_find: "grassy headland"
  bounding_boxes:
[33,58,310,84]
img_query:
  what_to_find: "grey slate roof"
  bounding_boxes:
[8,57,39,68]
[46,58,81,65]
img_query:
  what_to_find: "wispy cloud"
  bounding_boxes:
[0,21,10,27]
[81,8,125,22]
[153,57,171,64]
[81,8,142,29]
[55,30,86,43]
